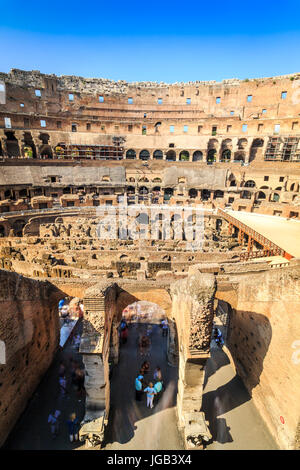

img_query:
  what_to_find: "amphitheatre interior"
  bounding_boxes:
[0,69,300,450]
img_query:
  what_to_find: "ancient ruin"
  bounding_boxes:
[0,69,300,450]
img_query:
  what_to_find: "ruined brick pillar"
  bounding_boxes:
[170,272,216,445]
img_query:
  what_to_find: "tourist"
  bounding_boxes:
[135,374,144,401]
[48,410,61,438]
[154,379,163,403]
[153,366,162,382]
[144,382,157,409]
[139,335,150,356]
[67,412,80,442]
[59,375,67,398]
[74,367,85,400]
[161,318,168,337]
[140,360,150,375]
[120,324,128,344]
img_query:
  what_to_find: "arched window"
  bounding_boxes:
[221,149,231,162]
[257,191,266,199]
[126,149,136,159]
[241,190,252,199]
[271,193,280,202]
[192,151,203,161]
[189,188,197,198]
[164,188,173,200]
[207,149,216,163]
[139,150,150,160]
[234,152,245,162]
[138,186,148,194]
[244,180,256,188]
[179,151,189,161]
[153,150,163,160]
[166,150,176,161]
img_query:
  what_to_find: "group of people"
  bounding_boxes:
[48,328,85,443]
[48,411,80,443]
[135,364,164,409]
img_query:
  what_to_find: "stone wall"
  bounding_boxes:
[216,262,300,449]
[0,270,62,447]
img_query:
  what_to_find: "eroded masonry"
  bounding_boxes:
[0,69,300,450]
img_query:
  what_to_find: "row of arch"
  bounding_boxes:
[125,148,246,162]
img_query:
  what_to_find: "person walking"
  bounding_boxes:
[144,382,156,409]
[161,319,168,337]
[59,375,67,398]
[48,410,61,439]
[154,379,163,403]
[135,374,144,401]
[120,324,128,344]
[153,366,162,382]
[141,360,150,375]
[67,412,80,442]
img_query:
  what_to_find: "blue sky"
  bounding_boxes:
[0,0,299,82]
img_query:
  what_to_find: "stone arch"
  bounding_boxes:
[126,149,136,159]
[139,149,150,160]
[40,144,53,159]
[234,152,245,162]
[188,188,198,198]
[0,225,5,237]
[5,131,20,157]
[192,151,203,161]
[221,149,231,162]
[179,150,189,161]
[166,150,176,161]
[153,149,163,160]
[244,180,256,188]
[207,148,216,163]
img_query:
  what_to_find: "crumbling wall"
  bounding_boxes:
[0,270,61,447]
[216,262,300,449]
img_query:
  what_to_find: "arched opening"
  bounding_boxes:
[126,186,135,195]
[207,149,216,164]
[138,186,148,195]
[63,187,71,194]
[250,138,264,162]
[166,150,176,161]
[241,190,252,199]
[257,191,266,200]
[154,122,161,133]
[12,220,26,237]
[5,132,20,158]
[179,151,189,161]
[192,151,203,162]
[221,149,231,162]
[139,150,150,160]
[0,225,5,237]
[153,150,163,160]
[244,180,256,188]
[126,149,136,159]
[40,145,53,159]
[270,193,280,202]
[189,188,198,199]
[106,297,180,447]
[234,152,245,163]
[164,188,174,201]
[201,189,210,200]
